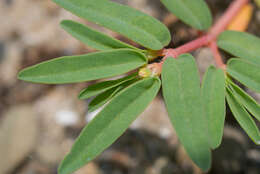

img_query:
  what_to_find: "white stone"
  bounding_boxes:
[55,109,79,126]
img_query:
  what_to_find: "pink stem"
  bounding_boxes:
[163,35,210,59]
[209,42,226,70]
[208,0,249,40]
[162,0,249,67]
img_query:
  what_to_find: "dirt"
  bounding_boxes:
[0,0,260,174]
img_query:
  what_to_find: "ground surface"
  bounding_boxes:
[0,0,260,174]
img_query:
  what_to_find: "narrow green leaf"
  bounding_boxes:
[226,88,260,145]
[227,58,260,92]
[218,31,260,65]
[161,0,212,30]
[53,0,171,50]
[18,49,147,84]
[162,55,211,171]
[79,73,138,100]
[202,66,226,149]
[228,80,260,122]
[88,78,139,112]
[58,77,161,174]
[61,20,138,51]
[88,86,122,112]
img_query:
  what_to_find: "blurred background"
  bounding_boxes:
[1,0,260,173]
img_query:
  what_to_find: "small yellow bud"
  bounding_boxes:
[138,63,162,78]
[138,67,152,78]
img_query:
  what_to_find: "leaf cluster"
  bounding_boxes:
[18,0,260,173]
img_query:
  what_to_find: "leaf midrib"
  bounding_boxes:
[62,23,135,50]
[81,75,136,98]
[25,59,145,78]
[78,79,157,160]
[219,41,260,64]
[228,68,259,86]
[207,71,218,147]
[68,1,163,48]
[171,62,199,160]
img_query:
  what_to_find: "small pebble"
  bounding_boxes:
[55,109,79,126]
[0,41,5,63]
[5,0,13,6]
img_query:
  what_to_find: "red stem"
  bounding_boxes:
[163,35,210,59]
[208,0,249,40]
[161,0,249,67]
[209,42,226,70]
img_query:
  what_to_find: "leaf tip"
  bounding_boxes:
[57,155,78,174]
[17,69,27,81]
[57,160,68,174]
[78,92,86,100]
[17,71,23,80]
[60,19,73,29]
[209,140,221,150]
[60,20,68,26]
[198,153,212,172]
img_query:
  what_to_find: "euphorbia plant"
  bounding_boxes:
[18,0,260,173]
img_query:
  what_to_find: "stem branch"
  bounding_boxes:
[208,0,249,40]
[161,0,249,68]
[162,35,210,59]
[209,41,226,70]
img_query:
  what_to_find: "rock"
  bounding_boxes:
[194,48,216,81]
[19,161,52,174]
[0,42,23,86]
[176,145,202,174]
[0,0,83,53]
[211,125,248,174]
[163,14,178,27]
[223,125,248,147]
[113,0,166,19]
[130,96,177,141]
[4,0,13,6]
[35,141,65,165]
[34,87,85,165]
[75,162,101,174]
[144,157,169,174]
[0,105,38,174]
[247,149,260,162]
[95,129,181,174]
[55,109,79,127]
[246,149,260,174]
[101,150,136,168]
[0,41,5,62]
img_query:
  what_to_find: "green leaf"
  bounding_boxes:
[88,86,122,112]
[53,0,171,50]
[201,66,226,149]
[61,20,139,51]
[218,31,260,65]
[226,87,260,145]
[227,58,260,92]
[88,78,139,112]
[18,49,147,84]
[58,77,161,174]
[79,73,138,100]
[228,80,260,122]
[161,0,212,30]
[162,55,211,171]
